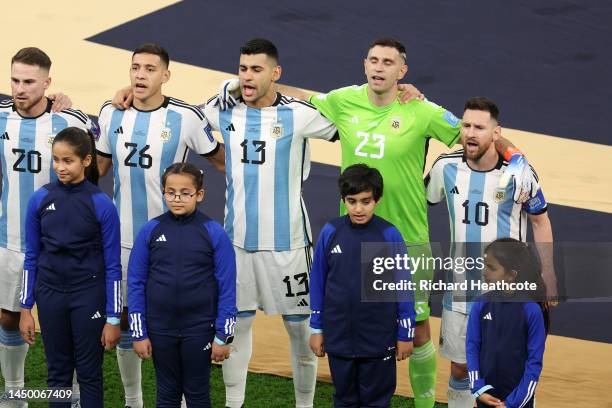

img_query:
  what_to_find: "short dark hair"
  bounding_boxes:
[11,47,52,71]
[240,38,279,63]
[368,38,407,61]
[464,97,500,121]
[162,163,204,190]
[53,127,99,184]
[338,164,384,201]
[132,43,170,67]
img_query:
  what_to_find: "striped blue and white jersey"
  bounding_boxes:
[425,150,547,313]
[0,98,94,252]
[204,94,337,251]
[97,97,219,249]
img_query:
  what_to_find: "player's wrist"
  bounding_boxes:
[503,146,523,162]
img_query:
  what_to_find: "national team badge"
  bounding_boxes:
[270,123,283,139]
[390,116,402,132]
[160,127,172,143]
[494,189,506,203]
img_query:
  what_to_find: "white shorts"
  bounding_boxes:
[234,245,312,316]
[439,308,468,364]
[0,247,25,312]
[121,247,131,308]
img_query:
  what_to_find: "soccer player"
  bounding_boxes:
[0,47,96,407]
[96,43,224,408]
[201,39,338,408]
[467,238,548,408]
[20,127,121,408]
[218,37,536,407]
[128,163,237,407]
[309,164,415,407]
[424,97,554,407]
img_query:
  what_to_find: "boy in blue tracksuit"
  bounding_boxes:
[128,162,237,408]
[467,238,548,408]
[309,164,415,407]
[20,127,122,408]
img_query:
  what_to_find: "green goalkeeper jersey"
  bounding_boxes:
[310,84,461,244]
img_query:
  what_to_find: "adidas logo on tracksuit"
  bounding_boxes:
[91,311,102,319]
[483,312,493,320]
[330,244,342,254]
[45,203,56,211]
[156,234,167,242]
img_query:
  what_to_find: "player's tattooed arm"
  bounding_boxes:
[530,212,558,305]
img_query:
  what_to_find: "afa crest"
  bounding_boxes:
[390,116,402,132]
[494,189,506,203]
[270,123,284,139]
[160,127,172,143]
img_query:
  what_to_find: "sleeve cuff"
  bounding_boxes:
[310,328,323,334]
[106,317,120,325]
[96,149,112,158]
[473,384,494,398]
[214,336,226,345]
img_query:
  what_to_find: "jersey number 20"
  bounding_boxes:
[12,149,42,173]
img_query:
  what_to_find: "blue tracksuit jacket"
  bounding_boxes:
[467,291,546,408]
[127,209,237,341]
[21,179,122,317]
[309,215,415,358]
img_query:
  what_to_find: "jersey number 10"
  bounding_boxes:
[461,199,490,226]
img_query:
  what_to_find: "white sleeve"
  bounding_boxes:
[301,105,337,141]
[184,106,219,156]
[425,158,446,204]
[203,99,220,131]
[96,103,113,155]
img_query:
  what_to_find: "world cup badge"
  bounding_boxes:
[160,127,171,143]
[270,123,283,139]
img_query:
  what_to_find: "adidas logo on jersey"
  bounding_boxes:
[0,131,9,140]
[114,126,124,134]
[45,203,56,211]
[297,298,309,307]
[225,123,236,132]
[450,186,459,194]
[91,311,102,319]
[330,244,342,254]
[155,234,167,242]
[483,312,493,320]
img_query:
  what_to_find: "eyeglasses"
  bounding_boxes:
[163,191,197,202]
